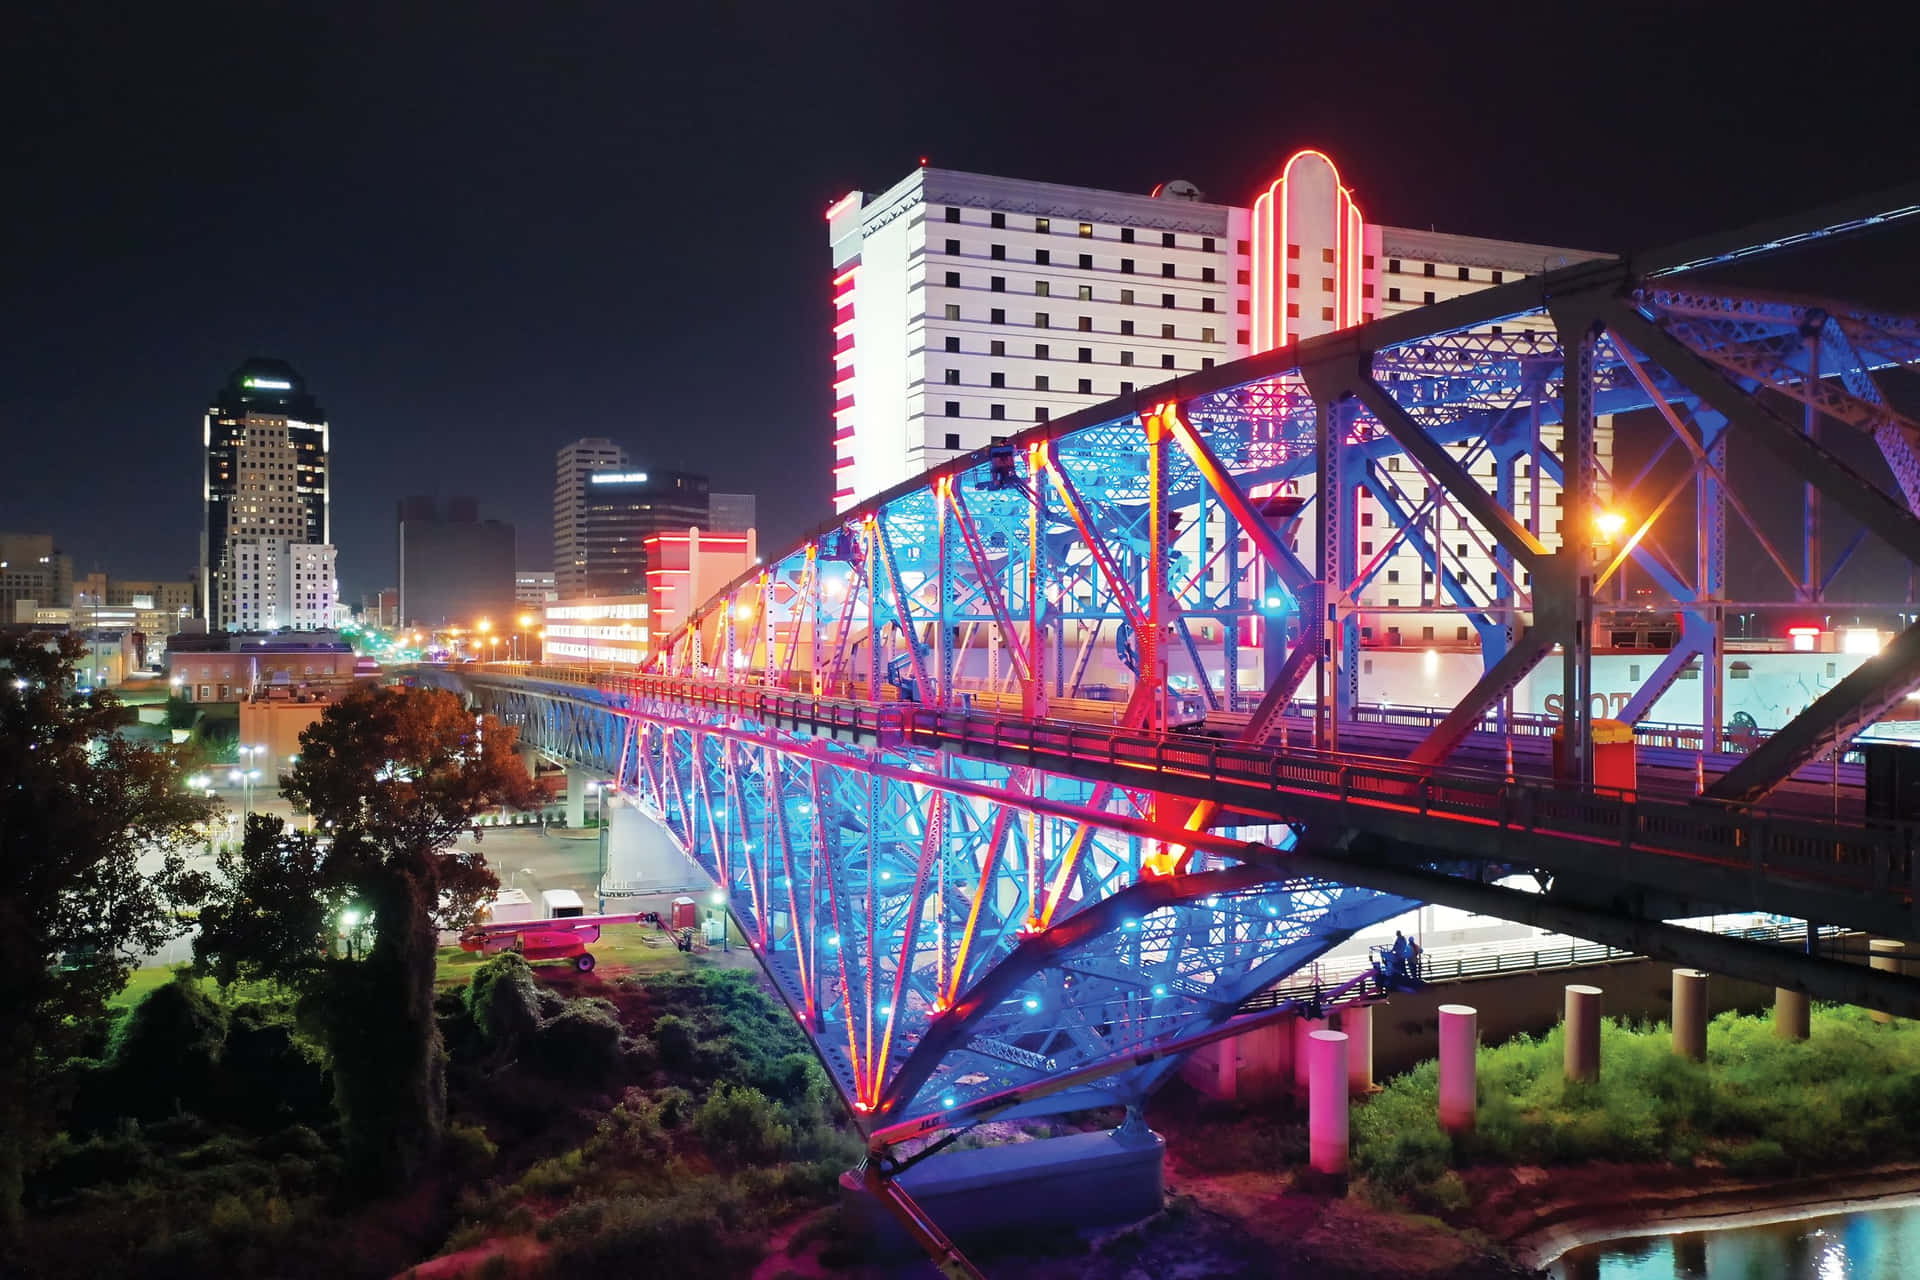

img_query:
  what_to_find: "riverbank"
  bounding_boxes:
[1494,1161,1920,1267]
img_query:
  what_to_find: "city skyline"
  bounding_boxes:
[3,6,1915,605]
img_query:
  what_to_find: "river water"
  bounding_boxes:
[1550,1201,1920,1278]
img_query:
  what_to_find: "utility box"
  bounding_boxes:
[482,888,537,925]
[1863,742,1920,822]
[541,888,586,919]
[671,896,699,930]
[1553,718,1637,796]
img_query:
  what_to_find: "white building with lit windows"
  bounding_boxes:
[825,150,1615,650]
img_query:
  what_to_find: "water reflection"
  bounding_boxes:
[1552,1203,1920,1279]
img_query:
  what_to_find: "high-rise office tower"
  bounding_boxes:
[553,437,630,598]
[0,533,75,621]
[578,469,711,598]
[200,358,336,630]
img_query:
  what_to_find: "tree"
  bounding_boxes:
[0,633,213,1235]
[195,684,541,1188]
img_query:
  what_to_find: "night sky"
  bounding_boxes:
[4,3,1916,605]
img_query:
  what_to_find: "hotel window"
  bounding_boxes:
[1236,328,1250,343]
[1078,253,1093,269]
[945,238,960,254]
[1287,272,1299,287]
[1424,291,1436,304]
[990,307,1005,324]
[1202,237,1216,252]
[1035,281,1050,296]
[1035,374,1050,391]
[1286,303,1299,318]
[1388,287,1402,302]
[991,339,1006,355]
[1078,222,1093,237]
[1121,380,1135,393]
[1458,266,1470,280]
[1201,266,1215,283]
[1036,248,1050,265]
[1202,356,1215,368]
[1202,297,1216,312]
[1202,327,1216,343]
[990,404,1005,420]
[1035,407,1050,421]
[1035,343,1049,359]
[1321,306,1334,320]
[988,244,1005,261]
[1321,276,1335,292]
[1120,350,1134,365]
[1363,282,1375,298]
[1078,347,1092,362]
[1424,262,1436,277]
[945,207,960,223]
[1162,293,1175,308]
[1286,244,1300,259]
[1237,238,1250,254]
[1036,217,1050,233]
[1161,323,1176,338]
[944,368,960,384]
[990,211,1005,229]
[1074,284,1091,301]
[945,432,961,449]
[1121,227,1135,243]
[1078,315,1092,331]
[945,303,961,320]
[1161,262,1175,278]
[1121,258,1134,274]
[1121,319,1134,335]
[990,276,1005,291]
[1491,269,1504,284]
[990,371,1005,388]
[1388,258,1402,273]
[1035,312,1050,327]
[1161,354,1176,369]
[1078,377,1093,394]
[945,401,960,417]
[1121,288,1135,304]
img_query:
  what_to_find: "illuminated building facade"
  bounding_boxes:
[200,358,335,631]
[576,469,711,599]
[543,598,651,666]
[643,527,757,637]
[825,151,1614,645]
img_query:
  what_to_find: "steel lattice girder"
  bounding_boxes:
[623,703,1413,1121]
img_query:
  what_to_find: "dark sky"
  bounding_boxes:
[4,2,1916,603]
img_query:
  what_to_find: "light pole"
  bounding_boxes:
[234,744,265,819]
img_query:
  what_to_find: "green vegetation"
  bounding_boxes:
[1351,1006,1920,1212]
[195,684,542,1189]
[0,633,214,1236]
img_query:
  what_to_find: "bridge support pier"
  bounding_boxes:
[1871,941,1909,1024]
[565,767,591,829]
[1672,969,1708,1062]
[1308,1030,1350,1175]
[1292,1014,1327,1093]
[1774,988,1811,1041]
[1564,985,1603,1082]
[1340,1003,1374,1096]
[1438,1004,1477,1134]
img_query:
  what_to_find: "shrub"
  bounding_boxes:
[543,1184,765,1273]
[692,1083,794,1166]
[530,1000,626,1084]
[466,952,543,1049]
[107,976,228,1119]
[651,1013,697,1071]
[445,1121,498,1175]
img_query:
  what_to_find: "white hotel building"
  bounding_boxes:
[826,151,1614,648]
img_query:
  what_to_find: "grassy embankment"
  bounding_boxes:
[1350,1005,1920,1214]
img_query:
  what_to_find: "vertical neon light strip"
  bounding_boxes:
[1248,150,1365,353]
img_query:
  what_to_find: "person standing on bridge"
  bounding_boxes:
[1391,931,1410,982]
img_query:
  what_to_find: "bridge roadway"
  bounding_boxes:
[442,663,1920,947]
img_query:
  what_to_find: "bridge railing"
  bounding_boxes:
[600,673,1920,905]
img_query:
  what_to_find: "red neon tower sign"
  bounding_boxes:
[1249,149,1365,353]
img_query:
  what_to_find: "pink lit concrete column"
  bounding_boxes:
[1292,1014,1327,1092]
[1340,1003,1374,1096]
[1308,1030,1350,1174]
[1672,969,1708,1062]
[1217,1038,1239,1098]
[1564,984,1602,1082]
[1871,941,1907,1025]
[1437,1004,1477,1134]
[1774,988,1810,1041]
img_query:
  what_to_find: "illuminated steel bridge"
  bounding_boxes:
[420,181,1920,1136]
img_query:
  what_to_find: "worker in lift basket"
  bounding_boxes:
[1390,931,1410,982]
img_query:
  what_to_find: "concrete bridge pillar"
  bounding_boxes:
[1870,941,1908,1024]
[1339,1003,1374,1096]
[1308,1030,1350,1175]
[1774,988,1811,1041]
[1437,1004,1477,1134]
[1671,969,1709,1062]
[565,768,591,829]
[1564,985,1603,1082]
[1292,1014,1327,1093]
